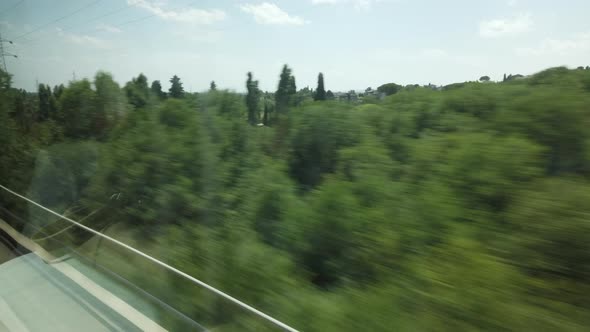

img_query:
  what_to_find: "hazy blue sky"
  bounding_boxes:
[2,0,589,92]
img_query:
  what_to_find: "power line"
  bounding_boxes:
[18,2,135,46]
[16,0,198,47]
[0,183,300,332]
[96,0,203,31]
[12,0,103,41]
[0,30,16,72]
[0,30,6,71]
[0,0,24,18]
[63,3,133,32]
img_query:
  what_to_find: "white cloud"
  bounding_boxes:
[96,23,121,33]
[479,13,532,37]
[67,35,109,49]
[240,3,308,25]
[507,0,518,7]
[311,0,341,4]
[354,0,371,10]
[311,0,383,10]
[128,0,226,24]
[516,32,590,56]
[56,27,111,49]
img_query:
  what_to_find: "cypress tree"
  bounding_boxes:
[246,72,260,125]
[276,64,297,113]
[314,73,326,101]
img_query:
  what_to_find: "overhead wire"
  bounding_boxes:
[49,0,205,59]
[63,2,134,31]
[19,1,139,45]
[95,0,203,32]
[0,0,25,18]
[11,0,103,41]
[16,0,200,48]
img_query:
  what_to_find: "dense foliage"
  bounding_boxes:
[1,66,590,331]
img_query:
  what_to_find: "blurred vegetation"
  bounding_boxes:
[1,66,590,331]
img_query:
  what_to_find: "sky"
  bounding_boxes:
[1,0,589,92]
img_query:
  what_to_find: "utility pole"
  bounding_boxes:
[0,29,17,72]
[0,30,7,72]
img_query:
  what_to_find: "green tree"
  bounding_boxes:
[57,79,97,138]
[300,180,362,287]
[377,82,402,96]
[210,81,217,91]
[168,75,185,99]
[288,75,297,105]
[509,178,590,291]
[0,69,32,211]
[53,84,65,100]
[259,92,274,126]
[210,90,246,119]
[496,83,590,175]
[134,73,149,90]
[444,134,543,220]
[288,104,360,189]
[38,84,51,121]
[150,80,166,99]
[0,67,11,90]
[87,98,216,232]
[314,73,326,101]
[326,90,334,100]
[6,66,590,332]
[94,71,125,138]
[276,64,296,114]
[12,89,36,132]
[262,100,271,126]
[125,73,150,108]
[29,142,99,216]
[246,72,260,125]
